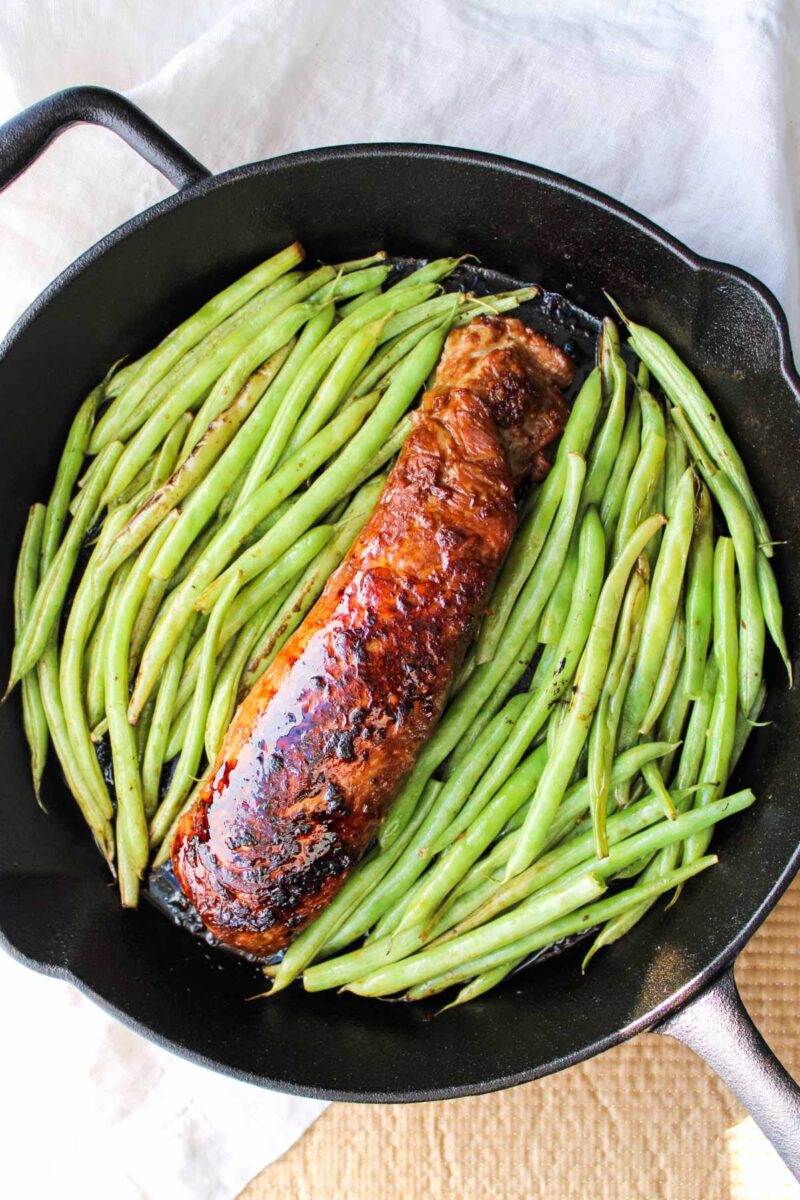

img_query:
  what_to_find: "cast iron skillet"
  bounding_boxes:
[1,87,799,1170]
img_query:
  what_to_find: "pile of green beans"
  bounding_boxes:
[8,250,787,1008]
[262,311,788,1007]
[6,242,541,907]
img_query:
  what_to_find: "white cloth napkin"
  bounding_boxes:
[1,2,798,1198]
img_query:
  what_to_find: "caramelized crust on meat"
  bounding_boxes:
[171,316,574,956]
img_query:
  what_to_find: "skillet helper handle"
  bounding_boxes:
[0,85,210,192]
[656,967,800,1180]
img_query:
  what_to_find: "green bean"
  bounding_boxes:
[188,393,379,612]
[624,315,772,552]
[447,621,544,775]
[316,264,392,303]
[756,554,792,686]
[586,337,627,506]
[329,252,388,274]
[14,505,49,804]
[231,284,438,496]
[671,408,764,716]
[306,856,600,995]
[129,577,171,677]
[611,429,666,562]
[448,734,681,921]
[267,781,444,994]
[599,399,641,547]
[393,257,464,290]
[110,273,307,447]
[640,607,686,735]
[380,451,586,849]
[141,617,197,819]
[656,655,692,782]
[342,414,412,494]
[239,480,383,691]
[91,243,304,449]
[106,353,148,399]
[226,524,338,635]
[407,856,717,1002]
[342,873,604,998]
[181,337,294,460]
[338,287,382,317]
[145,353,323,586]
[149,572,241,848]
[451,287,541,328]
[419,693,536,863]
[402,741,678,922]
[150,765,214,868]
[40,385,100,572]
[675,653,719,789]
[534,356,620,648]
[417,690,532,849]
[587,563,648,856]
[149,411,193,489]
[204,596,286,762]
[37,632,115,862]
[640,759,677,819]
[350,317,446,399]
[103,292,324,505]
[476,370,602,664]
[85,565,129,728]
[585,671,715,965]
[444,786,746,958]
[106,521,177,905]
[685,481,713,698]
[230,305,334,506]
[664,411,689,517]
[7,441,123,692]
[174,504,359,710]
[431,509,605,862]
[163,693,192,762]
[439,788,703,939]
[506,513,666,879]
[619,467,695,739]
[57,506,137,818]
[131,329,446,722]
[281,317,388,457]
[538,352,626,647]
[329,743,546,962]
[684,538,740,865]
[637,375,665,439]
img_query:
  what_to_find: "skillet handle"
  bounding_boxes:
[655,967,800,1179]
[0,85,210,192]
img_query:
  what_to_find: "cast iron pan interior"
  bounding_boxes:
[0,146,798,1100]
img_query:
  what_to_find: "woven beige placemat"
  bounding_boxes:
[240,876,800,1200]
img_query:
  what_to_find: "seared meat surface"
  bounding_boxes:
[172,316,574,956]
